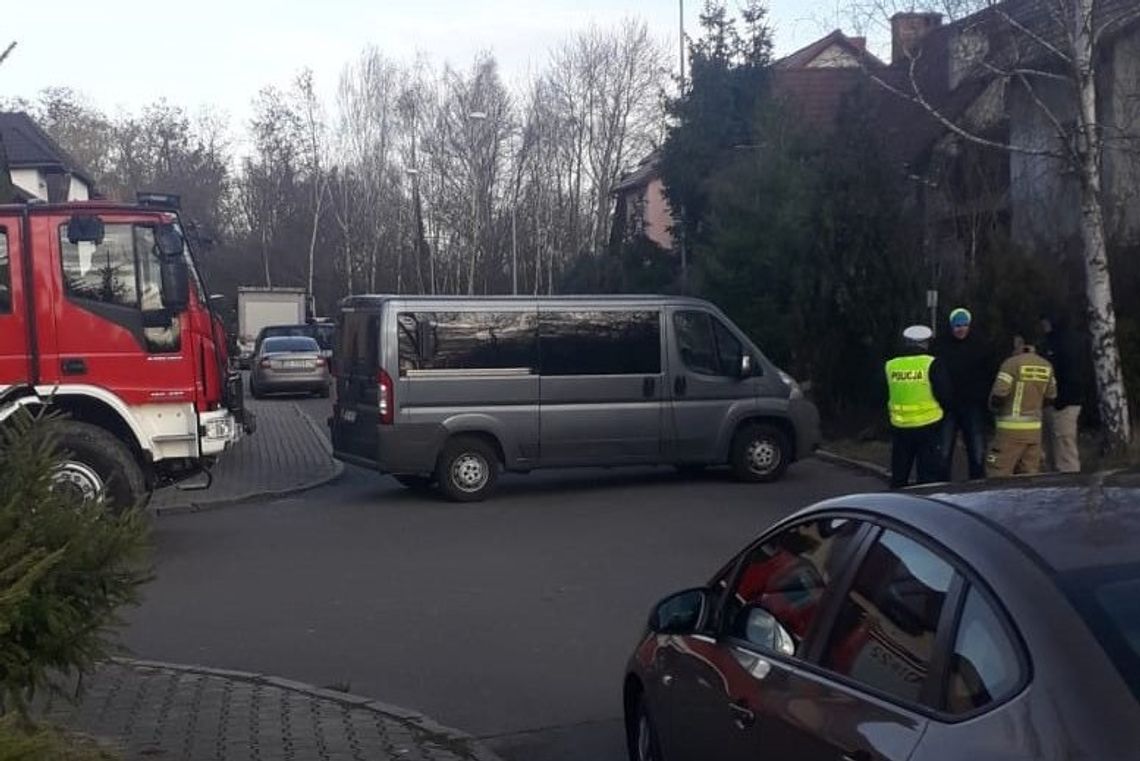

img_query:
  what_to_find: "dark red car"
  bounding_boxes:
[624,473,1140,761]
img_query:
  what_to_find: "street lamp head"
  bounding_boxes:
[468,111,488,121]
[405,168,420,176]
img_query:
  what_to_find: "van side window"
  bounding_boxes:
[398,312,537,373]
[0,230,10,314]
[675,311,748,377]
[539,311,660,376]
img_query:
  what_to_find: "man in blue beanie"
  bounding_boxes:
[934,307,989,479]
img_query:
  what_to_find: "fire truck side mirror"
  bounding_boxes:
[160,258,190,312]
[156,224,185,257]
[67,215,105,245]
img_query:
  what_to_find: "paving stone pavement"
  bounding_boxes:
[39,661,501,761]
[150,399,341,514]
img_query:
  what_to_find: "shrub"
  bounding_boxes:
[0,411,152,719]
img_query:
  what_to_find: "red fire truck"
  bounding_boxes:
[0,193,252,508]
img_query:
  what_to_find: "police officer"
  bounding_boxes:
[987,330,1057,477]
[886,325,953,489]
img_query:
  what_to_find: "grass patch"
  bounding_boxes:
[0,716,117,761]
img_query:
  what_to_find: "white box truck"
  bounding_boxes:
[236,287,308,367]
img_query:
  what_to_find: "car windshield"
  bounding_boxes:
[262,337,318,354]
[1063,562,1140,703]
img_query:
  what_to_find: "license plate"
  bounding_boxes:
[286,360,306,369]
[341,409,357,423]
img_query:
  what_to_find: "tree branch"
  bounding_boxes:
[991,6,1072,65]
[862,51,1066,158]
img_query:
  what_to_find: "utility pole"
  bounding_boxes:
[678,1,689,294]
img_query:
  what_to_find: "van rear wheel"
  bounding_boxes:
[730,423,790,483]
[436,436,499,503]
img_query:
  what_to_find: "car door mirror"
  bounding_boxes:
[649,588,709,635]
[740,605,795,656]
[739,355,753,378]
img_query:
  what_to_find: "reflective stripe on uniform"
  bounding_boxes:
[996,371,1014,385]
[996,417,1043,431]
[1020,365,1052,382]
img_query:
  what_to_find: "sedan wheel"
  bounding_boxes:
[630,700,663,761]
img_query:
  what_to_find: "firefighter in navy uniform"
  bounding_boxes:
[885,325,953,489]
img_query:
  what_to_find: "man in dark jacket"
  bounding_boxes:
[934,307,988,480]
[1041,314,1086,472]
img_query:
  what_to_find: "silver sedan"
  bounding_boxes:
[249,336,331,398]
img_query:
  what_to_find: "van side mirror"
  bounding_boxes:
[740,355,753,378]
[67,215,105,244]
[160,257,190,312]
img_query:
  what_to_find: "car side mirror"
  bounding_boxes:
[160,257,190,312]
[740,605,795,656]
[649,588,709,635]
[739,355,753,378]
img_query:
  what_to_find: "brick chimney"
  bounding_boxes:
[891,12,943,65]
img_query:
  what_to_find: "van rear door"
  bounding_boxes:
[331,309,381,464]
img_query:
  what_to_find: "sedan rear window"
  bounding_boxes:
[1063,564,1140,703]
[262,337,319,354]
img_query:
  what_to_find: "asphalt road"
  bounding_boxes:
[125,396,885,761]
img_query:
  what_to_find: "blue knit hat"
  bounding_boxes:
[949,308,972,328]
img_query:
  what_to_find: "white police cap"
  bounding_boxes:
[903,325,934,343]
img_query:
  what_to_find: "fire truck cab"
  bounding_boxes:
[0,195,251,508]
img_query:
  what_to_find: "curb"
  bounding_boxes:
[816,449,891,482]
[110,657,506,761]
[152,403,344,516]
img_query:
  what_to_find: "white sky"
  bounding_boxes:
[4,0,845,128]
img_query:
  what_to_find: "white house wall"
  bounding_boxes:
[10,168,46,200]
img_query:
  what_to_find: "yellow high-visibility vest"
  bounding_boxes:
[885,355,944,429]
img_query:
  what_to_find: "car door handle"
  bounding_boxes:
[643,377,656,398]
[729,700,755,728]
[61,358,87,376]
[674,376,687,396]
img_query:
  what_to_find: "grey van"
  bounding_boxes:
[329,296,820,501]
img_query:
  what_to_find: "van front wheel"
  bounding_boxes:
[436,437,499,502]
[731,423,790,483]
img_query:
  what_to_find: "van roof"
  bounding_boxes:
[337,294,715,311]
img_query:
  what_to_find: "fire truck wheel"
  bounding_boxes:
[53,421,149,513]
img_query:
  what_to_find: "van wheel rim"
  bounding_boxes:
[637,714,654,761]
[747,438,780,474]
[53,461,105,503]
[452,454,489,493]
